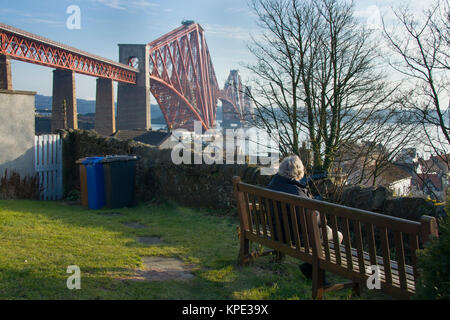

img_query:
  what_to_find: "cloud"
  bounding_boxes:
[95,0,159,11]
[203,24,259,41]
[355,5,384,29]
[26,18,64,26]
[225,7,257,18]
[96,0,124,10]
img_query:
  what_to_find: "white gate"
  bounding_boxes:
[35,135,63,200]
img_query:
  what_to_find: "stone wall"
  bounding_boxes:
[59,129,269,212]
[339,185,447,222]
[60,129,446,220]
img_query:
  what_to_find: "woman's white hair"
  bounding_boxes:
[278,155,305,180]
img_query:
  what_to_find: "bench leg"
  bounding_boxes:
[352,281,361,297]
[311,262,324,300]
[273,251,285,262]
[238,237,250,266]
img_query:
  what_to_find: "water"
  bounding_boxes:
[151,124,168,131]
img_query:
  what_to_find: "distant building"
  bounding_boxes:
[396,148,419,165]
[413,173,446,200]
[376,164,413,197]
[389,177,413,197]
[414,153,449,200]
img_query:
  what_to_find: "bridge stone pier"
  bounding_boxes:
[95,78,115,135]
[117,44,151,131]
[51,69,78,132]
[0,55,12,90]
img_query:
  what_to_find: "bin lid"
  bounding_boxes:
[75,157,87,165]
[82,157,105,165]
[101,155,138,163]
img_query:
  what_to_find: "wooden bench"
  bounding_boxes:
[232,177,439,300]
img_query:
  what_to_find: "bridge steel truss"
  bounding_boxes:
[148,23,221,131]
[0,23,137,84]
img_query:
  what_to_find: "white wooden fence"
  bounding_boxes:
[35,135,63,200]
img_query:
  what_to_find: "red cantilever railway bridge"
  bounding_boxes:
[0,22,247,132]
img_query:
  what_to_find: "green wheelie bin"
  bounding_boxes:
[101,155,138,209]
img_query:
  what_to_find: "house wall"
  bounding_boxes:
[0,90,36,177]
[389,177,412,197]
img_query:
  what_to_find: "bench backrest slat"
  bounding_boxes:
[264,198,276,240]
[299,207,311,254]
[367,224,378,266]
[281,203,292,245]
[290,205,302,252]
[260,198,269,238]
[394,231,408,290]
[330,215,342,265]
[380,227,393,284]
[342,217,353,271]
[273,200,284,244]
[244,192,254,234]
[250,194,260,237]
[319,212,330,260]
[409,235,420,288]
[354,221,366,276]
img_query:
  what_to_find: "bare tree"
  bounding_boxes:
[334,105,419,187]
[382,0,450,157]
[246,0,402,173]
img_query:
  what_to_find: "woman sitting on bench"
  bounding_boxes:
[267,155,343,286]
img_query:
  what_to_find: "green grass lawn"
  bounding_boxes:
[0,200,388,300]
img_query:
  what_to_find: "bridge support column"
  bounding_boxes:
[0,55,12,90]
[95,78,115,136]
[117,44,150,130]
[51,69,77,132]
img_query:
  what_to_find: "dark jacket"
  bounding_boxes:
[267,174,317,245]
[267,174,311,198]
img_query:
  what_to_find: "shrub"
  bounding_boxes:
[0,169,41,200]
[414,214,450,299]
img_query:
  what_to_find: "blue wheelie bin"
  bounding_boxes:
[82,157,106,210]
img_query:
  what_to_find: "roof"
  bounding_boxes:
[376,164,412,187]
[416,174,443,190]
[112,130,172,147]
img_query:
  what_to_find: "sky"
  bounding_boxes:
[0,0,435,100]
